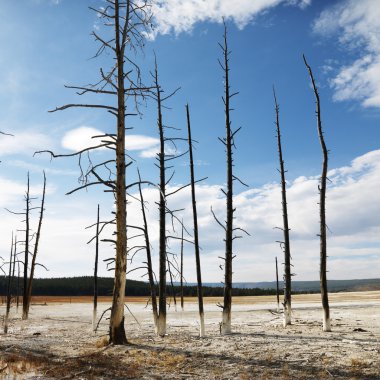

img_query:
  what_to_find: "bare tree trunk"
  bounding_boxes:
[153,60,167,337]
[186,104,205,337]
[16,259,20,311]
[109,0,128,344]
[275,256,280,313]
[22,173,30,320]
[93,204,100,331]
[25,171,46,320]
[273,90,292,326]
[303,55,331,332]
[4,233,14,334]
[221,22,234,335]
[167,255,177,310]
[180,222,184,311]
[34,0,152,344]
[137,171,158,332]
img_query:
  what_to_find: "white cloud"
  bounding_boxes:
[151,0,311,37]
[124,149,380,282]
[313,0,380,107]
[0,131,53,157]
[1,149,379,281]
[61,126,159,153]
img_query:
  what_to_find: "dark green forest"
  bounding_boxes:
[0,276,278,297]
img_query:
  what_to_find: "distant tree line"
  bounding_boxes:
[0,276,280,297]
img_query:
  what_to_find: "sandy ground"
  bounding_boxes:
[0,291,379,379]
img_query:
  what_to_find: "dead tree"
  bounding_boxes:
[213,22,248,335]
[137,169,158,332]
[275,256,280,313]
[303,55,331,332]
[35,0,153,344]
[24,171,47,319]
[153,60,168,337]
[22,173,31,320]
[4,233,14,334]
[180,222,184,311]
[185,104,205,337]
[93,204,100,331]
[273,89,292,326]
[151,58,198,335]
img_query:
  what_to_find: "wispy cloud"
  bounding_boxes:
[0,131,53,157]
[1,149,378,281]
[126,149,380,281]
[61,126,159,153]
[313,0,380,108]
[151,0,311,37]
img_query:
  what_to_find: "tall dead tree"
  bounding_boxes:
[303,55,331,332]
[153,60,168,337]
[93,204,100,331]
[275,256,280,313]
[273,89,292,326]
[4,233,14,334]
[36,0,153,344]
[22,173,31,320]
[180,222,184,311]
[24,171,47,319]
[151,59,195,335]
[186,104,205,337]
[137,169,158,332]
[212,22,249,335]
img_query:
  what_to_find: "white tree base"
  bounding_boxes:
[323,314,331,332]
[283,305,291,327]
[199,313,205,338]
[157,315,166,336]
[92,308,97,332]
[220,312,231,335]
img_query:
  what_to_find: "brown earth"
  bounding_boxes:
[0,291,379,379]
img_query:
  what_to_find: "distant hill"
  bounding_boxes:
[0,276,378,297]
[0,276,277,297]
[201,278,380,292]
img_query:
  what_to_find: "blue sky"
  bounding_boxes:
[0,0,379,282]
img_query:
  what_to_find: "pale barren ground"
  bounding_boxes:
[0,292,379,379]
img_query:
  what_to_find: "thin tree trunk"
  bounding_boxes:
[137,171,158,332]
[180,222,184,311]
[22,173,30,320]
[4,233,14,334]
[275,256,280,313]
[16,259,20,311]
[221,23,234,335]
[167,255,177,310]
[25,171,46,320]
[109,0,128,344]
[154,60,167,337]
[273,89,292,326]
[303,55,331,332]
[186,104,205,337]
[93,204,100,331]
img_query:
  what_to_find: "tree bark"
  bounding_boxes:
[137,173,158,332]
[22,173,30,320]
[4,233,14,334]
[180,223,184,311]
[303,55,331,332]
[275,256,280,313]
[154,61,167,337]
[273,90,292,326]
[109,0,128,344]
[24,171,46,320]
[93,204,100,331]
[221,23,234,335]
[186,104,205,337]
